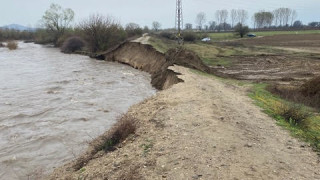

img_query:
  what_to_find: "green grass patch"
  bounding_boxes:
[249,83,320,151]
[148,37,177,53]
[204,30,320,41]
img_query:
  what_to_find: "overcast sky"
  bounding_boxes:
[0,0,319,28]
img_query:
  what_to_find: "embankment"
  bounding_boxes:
[49,41,320,180]
[102,42,210,90]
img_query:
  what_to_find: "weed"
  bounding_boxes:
[140,139,153,155]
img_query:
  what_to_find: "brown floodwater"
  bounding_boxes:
[0,42,156,179]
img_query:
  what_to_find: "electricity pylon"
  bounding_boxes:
[175,0,183,45]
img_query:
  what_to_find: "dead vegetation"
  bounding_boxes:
[6,41,18,50]
[268,76,320,109]
[73,115,137,170]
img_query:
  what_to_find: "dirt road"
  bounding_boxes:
[50,65,320,180]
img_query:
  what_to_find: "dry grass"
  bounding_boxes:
[7,41,18,50]
[73,115,137,170]
[267,80,320,109]
[276,103,311,128]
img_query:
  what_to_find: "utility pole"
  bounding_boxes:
[175,0,183,44]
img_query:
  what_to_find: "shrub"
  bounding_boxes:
[234,23,249,38]
[125,23,143,37]
[60,36,86,53]
[101,115,137,152]
[277,103,311,128]
[78,14,127,52]
[160,31,174,39]
[183,32,197,42]
[0,42,4,48]
[7,41,18,50]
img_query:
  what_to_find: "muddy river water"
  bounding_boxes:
[0,42,156,179]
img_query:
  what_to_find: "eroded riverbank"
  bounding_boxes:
[50,65,320,180]
[0,42,156,179]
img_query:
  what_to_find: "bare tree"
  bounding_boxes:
[195,12,206,30]
[152,21,161,31]
[208,21,216,31]
[185,23,193,30]
[291,10,298,26]
[254,11,274,28]
[215,10,228,31]
[41,3,74,46]
[237,9,249,25]
[78,14,126,52]
[230,9,238,28]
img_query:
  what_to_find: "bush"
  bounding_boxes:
[183,32,197,42]
[7,41,18,50]
[234,23,249,38]
[78,14,127,52]
[125,23,143,37]
[277,103,311,128]
[60,36,86,53]
[0,42,4,48]
[101,115,136,152]
[160,31,174,39]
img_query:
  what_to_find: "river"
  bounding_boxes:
[0,42,156,179]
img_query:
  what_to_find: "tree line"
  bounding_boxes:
[187,8,320,31]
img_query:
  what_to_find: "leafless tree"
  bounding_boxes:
[195,12,206,30]
[291,10,298,26]
[78,14,126,52]
[237,9,249,25]
[215,10,228,31]
[254,11,274,28]
[230,9,237,28]
[152,21,161,31]
[185,23,193,30]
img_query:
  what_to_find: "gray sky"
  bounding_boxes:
[0,0,319,28]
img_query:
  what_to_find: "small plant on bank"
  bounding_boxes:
[60,36,86,53]
[101,115,137,152]
[7,41,18,50]
[275,102,311,128]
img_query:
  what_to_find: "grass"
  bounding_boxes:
[205,30,320,41]
[249,83,320,150]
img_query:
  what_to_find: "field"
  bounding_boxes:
[205,30,320,41]
[149,30,320,150]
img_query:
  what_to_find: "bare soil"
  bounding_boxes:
[49,66,320,180]
[239,34,320,49]
[213,34,320,84]
[213,54,320,84]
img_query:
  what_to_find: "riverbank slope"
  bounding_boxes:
[50,65,320,179]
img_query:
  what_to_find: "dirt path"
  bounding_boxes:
[50,65,320,180]
[131,34,150,44]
